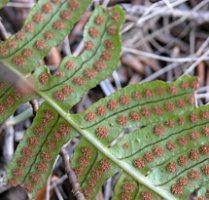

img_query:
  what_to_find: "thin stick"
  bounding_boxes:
[46,175,51,200]
[54,186,64,200]
[50,175,68,190]
[63,37,72,56]
[102,0,110,7]
[0,20,8,40]
[3,125,14,164]
[60,149,86,200]
[136,0,188,26]
[123,4,209,24]
[183,48,209,75]
[73,41,84,57]
[196,93,209,99]
[123,47,209,63]
[100,80,115,96]
[6,2,34,8]
[132,0,209,47]
[183,37,209,75]
[112,71,121,90]
[141,63,178,83]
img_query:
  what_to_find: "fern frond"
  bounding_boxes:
[2,2,208,200]
[0,0,91,74]
[34,5,124,111]
[5,5,125,198]
[71,76,197,145]
[0,0,91,123]
[112,174,164,200]
[71,104,209,200]
[6,102,76,197]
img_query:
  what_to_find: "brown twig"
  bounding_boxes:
[60,148,86,200]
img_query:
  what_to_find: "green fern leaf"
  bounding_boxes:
[112,174,164,200]
[70,77,199,200]
[111,104,209,199]
[0,0,91,74]
[0,0,91,123]
[71,103,209,200]
[71,76,197,146]
[2,2,207,200]
[6,102,76,197]
[33,5,124,111]
[5,5,126,198]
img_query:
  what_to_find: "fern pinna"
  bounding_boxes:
[0,0,208,200]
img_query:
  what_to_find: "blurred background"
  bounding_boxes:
[0,0,209,199]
